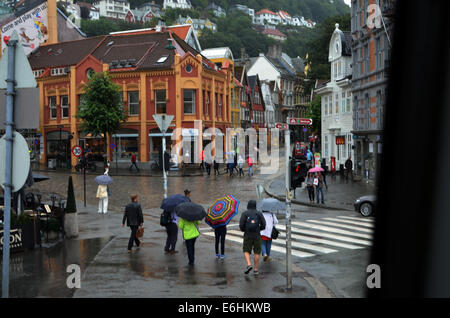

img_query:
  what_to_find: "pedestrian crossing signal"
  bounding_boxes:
[290,159,307,190]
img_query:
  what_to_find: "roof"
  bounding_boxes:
[28,36,105,69]
[261,28,287,38]
[256,9,277,16]
[291,57,305,74]
[200,47,234,61]
[28,30,211,72]
[278,10,291,18]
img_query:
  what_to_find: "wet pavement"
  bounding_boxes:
[266,173,376,211]
[1,149,372,298]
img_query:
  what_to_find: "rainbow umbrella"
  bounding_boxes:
[206,195,240,229]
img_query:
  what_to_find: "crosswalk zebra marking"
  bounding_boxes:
[323,217,375,228]
[226,230,338,254]
[292,221,373,240]
[201,231,315,258]
[287,227,372,246]
[275,225,364,250]
[306,220,374,233]
[336,216,375,223]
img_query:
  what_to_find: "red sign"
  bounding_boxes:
[336,136,346,145]
[288,118,313,126]
[72,145,83,158]
[275,123,288,130]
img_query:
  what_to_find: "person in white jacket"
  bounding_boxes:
[96,166,110,214]
[260,211,278,261]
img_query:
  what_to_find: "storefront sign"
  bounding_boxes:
[336,136,346,145]
[0,228,23,253]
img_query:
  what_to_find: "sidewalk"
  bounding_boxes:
[2,200,320,298]
[265,173,376,211]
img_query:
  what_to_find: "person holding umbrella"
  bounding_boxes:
[239,200,266,276]
[257,198,284,262]
[160,192,191,254]
[95,172,113,214]
[205,194,240,260]
[175,202,207,266]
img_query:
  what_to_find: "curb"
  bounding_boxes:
[263,176,354,212]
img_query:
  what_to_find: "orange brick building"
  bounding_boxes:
[28,27,233,168]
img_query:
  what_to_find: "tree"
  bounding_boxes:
[307,94,322,136]
[77,72,127,159]
[66,176,77,213]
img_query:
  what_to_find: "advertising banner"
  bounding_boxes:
[1,1,49,56]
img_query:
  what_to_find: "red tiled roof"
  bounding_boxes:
[112,25,192,41]
[278,10,291,18]
[256,9,277,16]
[261,28,287,38]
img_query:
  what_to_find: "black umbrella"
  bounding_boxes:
[175,202,206,221]
[160,194,190,213]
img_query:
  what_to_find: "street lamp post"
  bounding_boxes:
[285,120,293,291]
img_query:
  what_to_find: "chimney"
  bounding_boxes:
[240,47,246,61]
[268,44,282,59]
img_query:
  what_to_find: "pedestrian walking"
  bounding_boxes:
[122,194,144,253]
[96,183,108,214]
[205,160,211,175]
[163,209,179,254]
[306,172,315,204]
[247,156,254,177]
[178,217,201,266]
[239,200,266,276]
[227,154,235,177]
[260,211,278,262]
[237,155,244,177]
[315,172,325,204]
[321,160,328,190]
[214,225,227,259]
[214,158,220,175]
[306,148,313,167]
[129,152,140,172]
[345,156,354,183]
[234,153,239,174]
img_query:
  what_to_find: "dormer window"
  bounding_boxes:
[156,55,169,63]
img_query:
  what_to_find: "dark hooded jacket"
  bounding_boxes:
[239,200,266,238]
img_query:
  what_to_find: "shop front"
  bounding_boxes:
[77,132,106,162]
[149,128,174,164]
[112,129,139,163]
[46,130,71,168]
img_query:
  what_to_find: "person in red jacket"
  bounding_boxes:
[129,153,140,172]
[247,156,254,177]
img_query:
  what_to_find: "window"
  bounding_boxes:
[342,92,346,112]
[61,95,69,118]
[218,95,223,117]
[156,55,169,64]
[155,90,166,114]
[336,94,339,114]
[49,96,57,119]
[364,44,370,74]
[205,91,210,115]
[324,96,328,115]
[347,91,351,112]
[183,89,195,114]
[128,91,139,116]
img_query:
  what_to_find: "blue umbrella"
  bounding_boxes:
[160,194,190,213]
[94,174,113,185]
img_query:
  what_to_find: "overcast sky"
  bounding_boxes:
[344,0,351,6]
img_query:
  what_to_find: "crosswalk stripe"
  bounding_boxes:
[323,218,375,228]
[287,227,372,246]
[306,220,373,233]
[226,230,338,254]
[336,216,375,223]
[202,231,315,258]
[275,225,364,250]
[292,221,373,239]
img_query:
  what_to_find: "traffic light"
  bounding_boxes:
[290,159,308,190]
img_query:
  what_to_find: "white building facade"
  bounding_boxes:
[315,24,354,170]
[95,0,130,20]
[163,0,192,10]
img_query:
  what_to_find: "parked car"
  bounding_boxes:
[354,195,376,217]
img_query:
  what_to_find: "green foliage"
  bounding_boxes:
[80,17,144,37]
[307,94,322,135]
[66,176,77,213]
[199,12,276,58]
[77,72,127,154]
[11,213,33,227]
